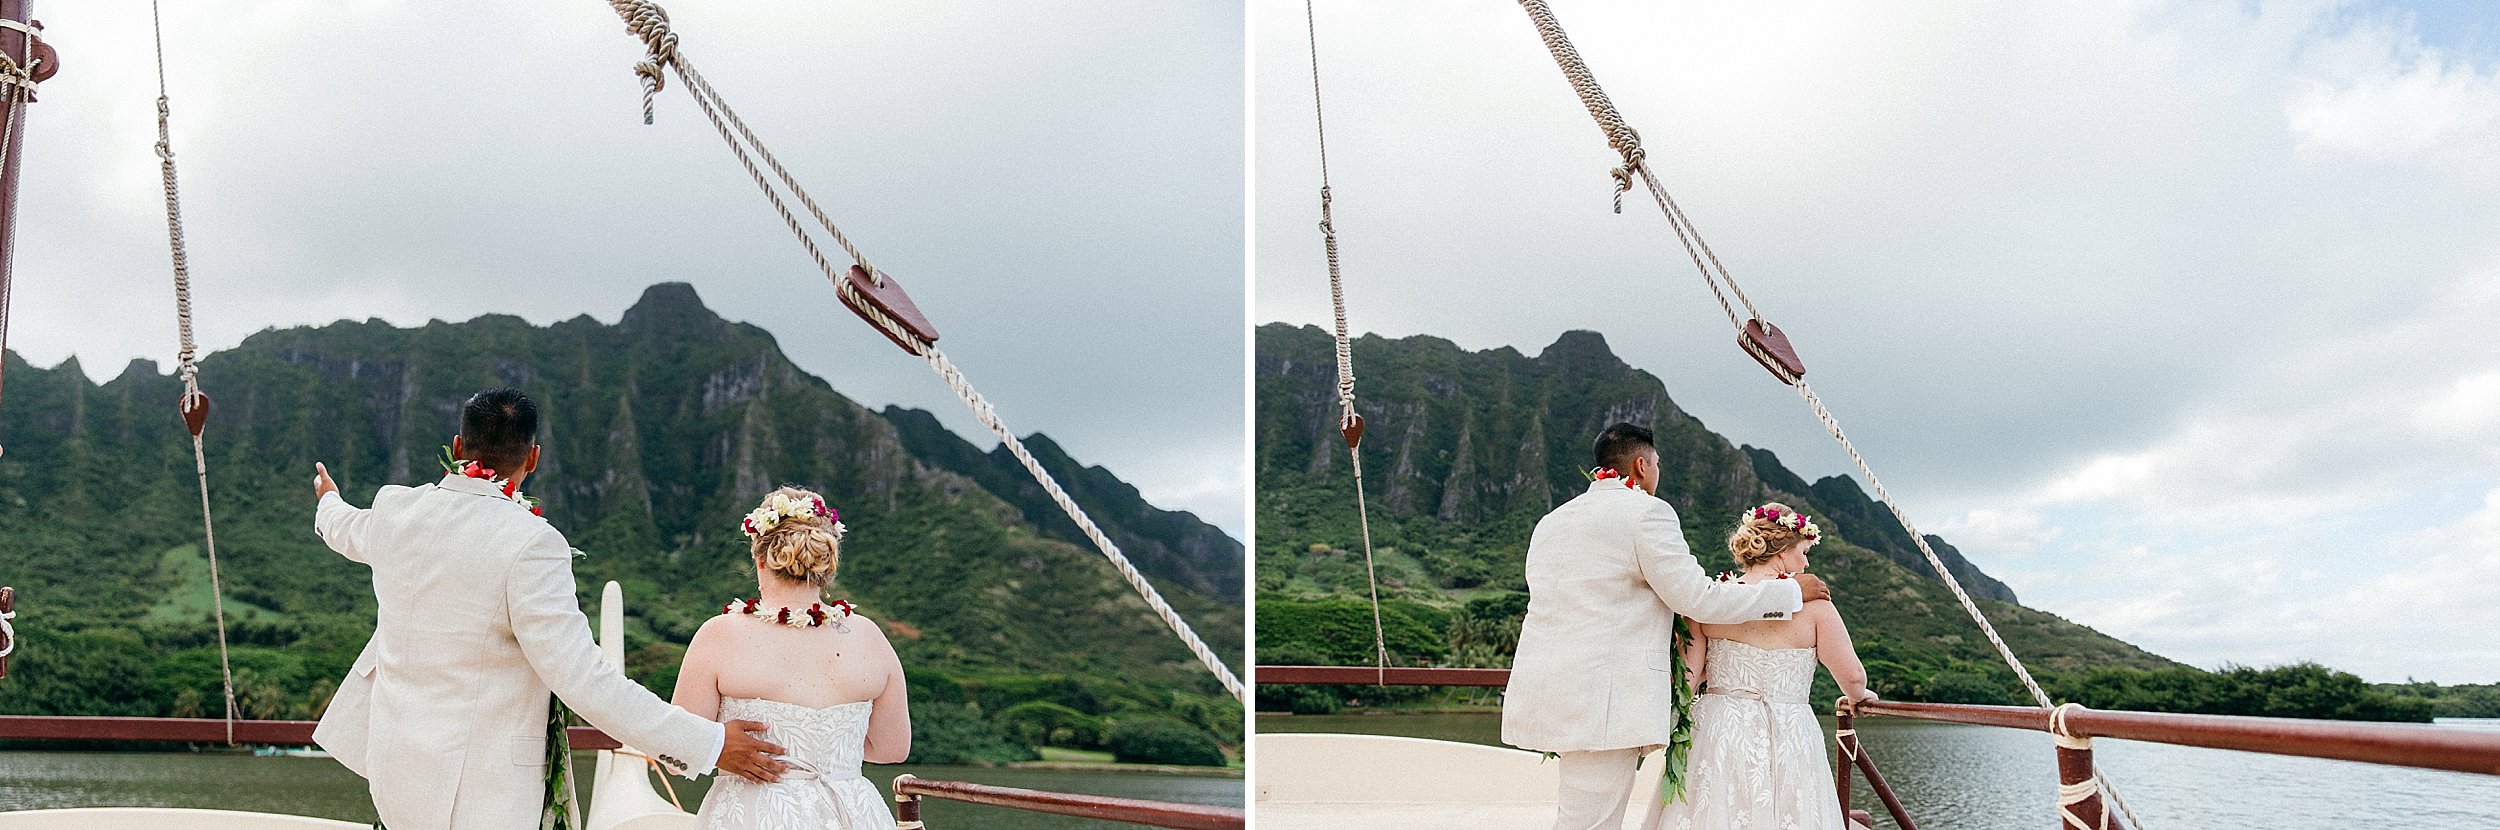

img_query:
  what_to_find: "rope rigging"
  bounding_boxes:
[1301,0,1388,684]
[150,0,238,745]
[1507,1,2143,826]
[599,0,1242,703]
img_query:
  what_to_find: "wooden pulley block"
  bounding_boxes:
[840,265,940,354]
[179,388,210,437]
[1739,318,1806,384]
[1341,413,1365,450]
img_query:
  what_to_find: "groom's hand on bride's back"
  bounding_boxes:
[718,719,788,783]
[1794,574,1831,604]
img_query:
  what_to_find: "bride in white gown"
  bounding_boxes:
[672,488,913,830]
[1646,503,1878,830]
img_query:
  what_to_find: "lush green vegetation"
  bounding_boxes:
[1253,324,2480,723]
[0,284,1241,766]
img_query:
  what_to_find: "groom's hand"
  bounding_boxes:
[312,462,339,501]
[718,719,788,783]
[1794,573,1831,604]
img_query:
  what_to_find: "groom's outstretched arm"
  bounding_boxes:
[312,465,394,564]
[1632,500,1803,624]
[504,527,728,779]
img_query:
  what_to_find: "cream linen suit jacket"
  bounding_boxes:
[1501,479,1804,753]
[311,475,723,830]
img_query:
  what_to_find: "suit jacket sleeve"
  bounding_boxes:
[504,527,725,778]
[1633,499,1803,624]
[315,490,386,564]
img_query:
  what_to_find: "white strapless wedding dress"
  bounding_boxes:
[694,698,892,830]
[1644,639,1845,830]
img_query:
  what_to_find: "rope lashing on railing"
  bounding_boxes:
[1510,0,2143,824]
[150,0,237,746]
[599,0,1240,702]
[1302,0,1388,684]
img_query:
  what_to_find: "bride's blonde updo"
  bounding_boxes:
[1728,502,1824,567]
[745,486,847,586]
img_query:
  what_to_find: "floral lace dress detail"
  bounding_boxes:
[695,698,891,830]
[1643,639,1844,830]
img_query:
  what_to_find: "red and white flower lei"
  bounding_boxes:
[722,597,856,629]
[1590,466,1638,489]
[443,455,542,516]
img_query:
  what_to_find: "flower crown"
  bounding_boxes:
[1747,506,1821,541]
[741,492,847,540]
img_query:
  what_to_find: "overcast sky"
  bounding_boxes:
[12,1,1245,537]
[1256,0,2500,683]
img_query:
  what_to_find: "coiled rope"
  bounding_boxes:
[1511,1,2143,826]
[1302,0,1388,684]
[151,0,237,744]
[600,0,1241,702]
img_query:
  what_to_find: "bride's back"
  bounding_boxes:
[706,611,895,708]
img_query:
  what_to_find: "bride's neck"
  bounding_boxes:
[755,576,822,606]
[1737,563,1786,582]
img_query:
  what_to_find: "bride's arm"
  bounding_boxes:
[669,615,729,723]
[858,618,912,764]
[1807,600,1877,710]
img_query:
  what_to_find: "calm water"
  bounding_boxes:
[1259,713,2500,829]
[0,750,1241,829]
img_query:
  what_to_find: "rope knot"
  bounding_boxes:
[609,0,680,124]
[2049,702,2093,750]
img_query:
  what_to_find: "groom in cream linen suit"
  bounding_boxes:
[310,388,787,830]
[1503,423,1828,830]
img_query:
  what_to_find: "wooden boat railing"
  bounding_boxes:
[1256,664,2500,828]
[891,774,1241,830]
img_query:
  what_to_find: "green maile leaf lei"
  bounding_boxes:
[1659,615,1698,804]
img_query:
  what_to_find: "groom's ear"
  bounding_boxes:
[522,444,542,474]
[450,435,465,460]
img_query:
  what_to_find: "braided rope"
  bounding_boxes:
[152,0,236,745]
[1304,0,1388,683]
[1512,1,2142,824]
[0,606,15,659]
[599,0,1240,702]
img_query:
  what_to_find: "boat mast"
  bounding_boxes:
[0,0,57,458]
[0,0,56,680]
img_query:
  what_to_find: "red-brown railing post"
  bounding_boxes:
[1835,705,1854,816]
[2052,705,2107,830]
[894,773,926,830]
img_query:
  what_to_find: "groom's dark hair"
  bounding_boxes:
[459,387,539,475]
[1593,422,1656,472]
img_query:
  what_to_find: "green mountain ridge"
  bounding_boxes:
[1254,322,2180,708]
[0,283,1243,761]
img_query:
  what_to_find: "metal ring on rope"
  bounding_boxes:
[598,0,1241,702]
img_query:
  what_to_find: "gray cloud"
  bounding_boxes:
[12,0,1245,535]
[1256,0,2500,680]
